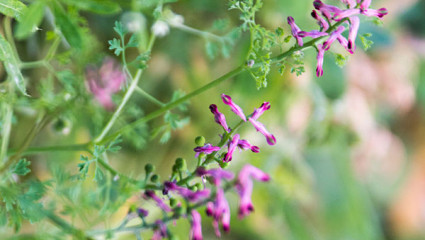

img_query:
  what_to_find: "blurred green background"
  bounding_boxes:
[3,0,425,239]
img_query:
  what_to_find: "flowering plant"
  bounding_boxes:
[0,0,392,239]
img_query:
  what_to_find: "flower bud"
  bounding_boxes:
[150,174,159,182]
[195,182,203,190]
[145,163,154,175]
[175,158,187,171]
[219,161,229,169]
[169,198,177,207]
[194,136,205,146]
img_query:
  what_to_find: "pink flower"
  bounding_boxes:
[163,181,211,203]
[209,104,230,132]
[194,144,221,157]
[144,190,172,212]
[250,102,271,121]
[236,165,270,219]
[86,57,126,110]
[196,167,234,186]
[333,8,361,21]
[237,139,260,153]
[298,30,329,38]
[287,16,303,46]
[221,94,246,121]
[311,10,329,31]
[348,16,360,52]
[206,188,231,237]
[248,118,276,145]
[190,210,203,240]
[316,43,325,77]
[323,26,346,50]
[152,220,168,240]
[223,134,240,162]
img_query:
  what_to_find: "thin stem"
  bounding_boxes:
[135,86,165,107]
[96,157,141,186]
[97,65,246,145]
[0,83,14,164]
[20,60,46,69]
[169,23,222,42]
[3,17,19,61]
[94,34,156,144]
[7,143,90,156]
[46,211,91,240]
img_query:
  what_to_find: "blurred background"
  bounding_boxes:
[2,0,425,239]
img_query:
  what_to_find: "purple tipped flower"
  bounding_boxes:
[207,188,231,237]
[190,210,203,240]
[333,8,360,21]
[298,30,328,38]
[209,104,230,132]
[163,181,211,202]
[323,26,345,50]
[237,139,260,153]
[336,35,353,54]
[196,167,234,186]
[251,102,271,121]
[86,57,126,111]
[248,118,276,145]
[341,0,357,8]
[287,16,303,46]
[316,43,325,77]
[137,208,149,218]
[313,0,342,19]
[152,220,168,240]
[348,16,360,52]
[361,8,388,18]
[144,190,172,212]
[236,164,270,219]
[194,144,221,157]
[221,94,247,121]
[223,134,240,162]
[311,10,329,31]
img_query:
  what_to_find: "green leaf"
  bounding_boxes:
[94,165,104,182]
[113,21,126,37]
[0,208,7,226]
[0,34,28,95]
[49,0,82,49]
[12,159,31,176]
[205,41,219,59]
[360,33,374,51]
[15,1,46,39]
[127,34,138,48]
[108,38,123,56]
[61,0,121,14]
[0,0,27,21]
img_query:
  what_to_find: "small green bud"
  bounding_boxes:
[174,206,185,216]
[194,136,205,146]
[145,164,154,175]
[198,153,206,159]
[172,164,179,173]
[219,161,229,169]
[189,185,197,191]
[175,158,187,171]
[150,174,159,182]
[169,198,177,207]
[195,183,203,190]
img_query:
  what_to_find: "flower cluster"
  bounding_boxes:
[195,94,276,163]
[287,0,388,77]
[140,94,274,239]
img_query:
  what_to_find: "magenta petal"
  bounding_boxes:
[221,94,247,121]
[287,16,303,46]
[348,16,360,52]
[316,43,325,77]
[190,210,203,240]
[248,118,276,145]
[224,134,240,162]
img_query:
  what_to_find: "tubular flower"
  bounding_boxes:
[163,181,211,203]
[323,26,345,50]
[144,190,172,212]
[190,210,203,240]
[287,16,303,46]
[221,94,247,121]
[209,104,230,132]
[298,30,328,38]
[250,102,271,121]
[311,10,329,30]
[86,57,126,110]
[152,220,168,240]
[196,167,234,186]
[206,188,231,237]
[248,118,276,145]
[237,139,260,153]
[348,16,360,52]
[223,134,240,162]
[236,164,270,219]
[194,143,220,157]
[316,43,325,77]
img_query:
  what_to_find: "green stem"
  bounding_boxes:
[0,83,14,164]
[97,65,246,145]
[7,143,90,156]
[96,157,141,186]
[46,211,91,240]
[169,23,222,42]
[94,34,156,144]
[135,86,165,107]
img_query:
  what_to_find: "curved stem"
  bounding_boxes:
[135,86,165,107]
[94,34,156,144]
[0,83,14,164]
[7,143,90,156]
[169,23,222,42]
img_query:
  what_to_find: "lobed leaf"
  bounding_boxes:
[49,0,82,49]
[15,0,46,39]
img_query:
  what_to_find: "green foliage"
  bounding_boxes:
[15,0,46,39]
[109,21,140,57]
[49,0,82,49]
[360,33,374,51]
[61,0,121,14]
[0,0,26,21]
[108,38,123,56]
[335,53,349,68]
[12,159,31,176]
[0,34,27,95]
